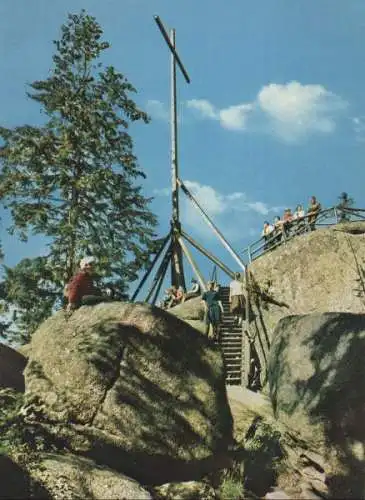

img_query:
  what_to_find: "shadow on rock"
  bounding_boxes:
[0,454,49,499]
[268,313,365,499]
[23,302,234,485]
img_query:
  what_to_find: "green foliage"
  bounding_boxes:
[0,389,61,464]
[244,418,284,496]
[0,10,158,341]
[0,257,60,344]
[0,389,25,455]
[217,465,245,500]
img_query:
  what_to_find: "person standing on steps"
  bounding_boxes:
[202,281,224,341]
[229,272,246,326]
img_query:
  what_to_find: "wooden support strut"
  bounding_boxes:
[177,178,246,272]
[151,246,173,305]
[181,230,235,279]
[131,232,171,302]
[145,241,173,302]
[177,236,207,292]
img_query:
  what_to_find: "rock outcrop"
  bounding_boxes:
[268,312,365,499]
[168,296,206,333]
[30,453,151,499]
[23,301,233,484]
[0,343,27,392]
[247,223,365,381]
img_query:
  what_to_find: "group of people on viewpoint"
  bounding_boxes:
[64,259,244,341]
[64,256,246,346]
[261,195,321,250]
[159,278,201,309]
[64,196,322,328]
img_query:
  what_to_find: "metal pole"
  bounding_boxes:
[177,236,207,292]
[131,232,171,301]
[181,230,235,279]
[178,178,246,272]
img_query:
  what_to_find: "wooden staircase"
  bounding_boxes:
[219,286,244,385]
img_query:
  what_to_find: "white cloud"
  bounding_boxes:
[154,180,279,241]
[352,116,365,142]
[246,201,270,215]
[187,99,217,119]
[186,81,348,142]
[257,82,346,141]
[187,99,253,131]
[146,99,169,121]
[219,103,253,131]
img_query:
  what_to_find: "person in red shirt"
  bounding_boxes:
[66,256,103,312]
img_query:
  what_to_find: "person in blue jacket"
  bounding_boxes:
[202,281,224,341]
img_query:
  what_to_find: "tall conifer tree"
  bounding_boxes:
[0,11,158,341]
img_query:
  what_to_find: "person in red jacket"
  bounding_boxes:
[66,256,104,312]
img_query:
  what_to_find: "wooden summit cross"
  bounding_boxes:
[132,16,246,304]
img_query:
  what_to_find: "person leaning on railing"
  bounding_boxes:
[307,196,321,231]
[272,215,283,245]
[282,208,294,236]
[292,204,306,234]
[261,221,274,250]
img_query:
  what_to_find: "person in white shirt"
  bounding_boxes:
[293,204,305,220]
[182,278,201,302]
[293,204,305,234]
[229,272,246,326]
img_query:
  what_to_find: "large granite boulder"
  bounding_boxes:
[0,343,27,392]
[168,297,206,334]
[246,223,365,381]
[268,313,365,499]
[23,302,233,484]
[30,453,151,499]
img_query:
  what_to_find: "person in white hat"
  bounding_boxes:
[65,256,105,312]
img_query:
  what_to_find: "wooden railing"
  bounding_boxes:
[241,207,365,263]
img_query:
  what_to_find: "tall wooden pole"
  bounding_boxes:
[154,16,190,292]
[170,29,186,290]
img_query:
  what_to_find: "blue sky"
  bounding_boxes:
[1,0,365,291]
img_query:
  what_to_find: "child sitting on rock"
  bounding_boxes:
[65,256,110,312]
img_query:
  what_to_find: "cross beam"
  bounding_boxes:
[132,17,246,305]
